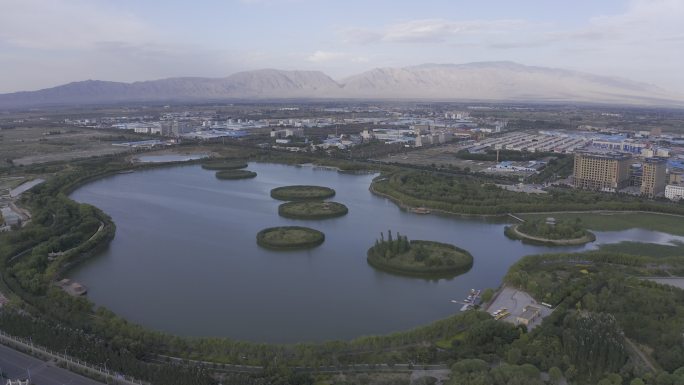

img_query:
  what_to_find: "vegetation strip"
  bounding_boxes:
[200,160,248,170]
[371,170,684,216]
[215,169,257,179]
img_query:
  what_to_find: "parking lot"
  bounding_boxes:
[485,287,554,330]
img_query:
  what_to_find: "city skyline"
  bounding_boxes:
[0,0,683,94]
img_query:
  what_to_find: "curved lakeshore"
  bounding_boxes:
[278,201,348,219]
[256,226,325,250]
[270,185,336,201]
[64,162,684,342]
[0,155,675,350]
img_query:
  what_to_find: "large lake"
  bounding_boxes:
[69,163,684,343]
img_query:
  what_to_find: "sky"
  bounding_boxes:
[0,0,683,93]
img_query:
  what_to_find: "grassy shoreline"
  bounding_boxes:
[517,212,684,236]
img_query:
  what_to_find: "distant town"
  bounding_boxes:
[52,104,684,201]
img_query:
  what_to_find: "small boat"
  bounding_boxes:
[410,207,431,214]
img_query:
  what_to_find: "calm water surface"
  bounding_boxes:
[135,154,208,163]
[69,163,683,343]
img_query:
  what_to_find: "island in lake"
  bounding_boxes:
[215,169,257,179]
[270,185,335,201]
[278,201,348,219]
[367,230,474,278]
[505,217,595,246]
[256,226,325,250]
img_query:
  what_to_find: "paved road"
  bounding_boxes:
[644,277,684,289]
[0,344,104,385]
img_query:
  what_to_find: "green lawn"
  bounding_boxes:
[597,241,684,258]
[518,212,684,236]
[435,331,466,349]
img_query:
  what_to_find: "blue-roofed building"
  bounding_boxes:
[590,135,648,154]
[668,159,684,171]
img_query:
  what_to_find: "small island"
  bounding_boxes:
[367,231,474,278]
[505,217,596,246]
[270,185,336,201]
[278,201,348,220]
[215,170,257,180]
[256,226,325,250]
[201,160,248,170]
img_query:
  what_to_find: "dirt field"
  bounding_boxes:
[0,126,133,165]
[378,143,494,172]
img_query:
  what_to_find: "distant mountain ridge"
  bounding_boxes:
[1,62,681,107]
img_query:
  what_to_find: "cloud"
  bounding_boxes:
[341,28,384,45]
[0,0,154,50]
[384,19,526,43]
[237,0,308,4]
[343,18,527,44]
[489,0,684,50]
[307,51,347,62]
[306,50,367,64]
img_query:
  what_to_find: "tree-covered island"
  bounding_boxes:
[367,230,473,277]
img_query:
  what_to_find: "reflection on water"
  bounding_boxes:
[69,163,683,343]
[135,153,208,163]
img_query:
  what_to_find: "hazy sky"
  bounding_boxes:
[1,0,683,93]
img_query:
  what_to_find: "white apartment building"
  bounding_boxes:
[665,184,684,201]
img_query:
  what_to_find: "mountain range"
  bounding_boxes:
[0,62,681,108]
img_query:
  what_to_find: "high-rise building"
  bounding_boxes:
[640,157,667,198]
[573,152,631,192]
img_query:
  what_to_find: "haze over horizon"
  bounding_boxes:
[1,0,683,94]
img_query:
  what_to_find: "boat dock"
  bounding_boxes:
[450,289,481,311]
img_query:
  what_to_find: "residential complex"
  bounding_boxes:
[665,185,684,201]
[572,152,631,192]
[640,157,667,198]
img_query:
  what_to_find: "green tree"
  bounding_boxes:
[548,366,563,385]
[481,288,495,304]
